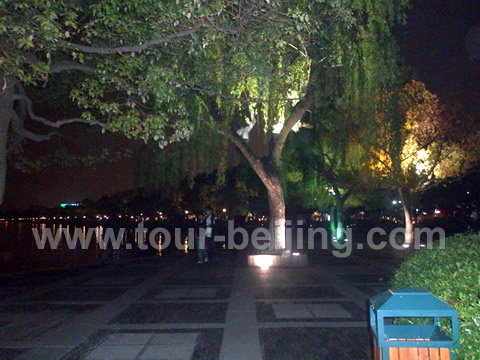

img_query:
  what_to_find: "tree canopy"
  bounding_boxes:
[2,0,412,250]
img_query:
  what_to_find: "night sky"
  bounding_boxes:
[3,0,480,211]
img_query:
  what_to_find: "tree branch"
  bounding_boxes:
[63,23,205,54]
[10,110,55,142]
[272,78,315,165]
[49,61,94,74]
[12,94,105,129]
[225,130,270,184]
[205,95,270,185]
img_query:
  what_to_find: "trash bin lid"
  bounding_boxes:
[370,288,455,314]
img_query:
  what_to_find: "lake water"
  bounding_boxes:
[0,221,190,274]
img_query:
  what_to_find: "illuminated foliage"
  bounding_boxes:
[371,80,477,189]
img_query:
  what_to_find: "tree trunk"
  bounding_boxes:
[218,82,315,253]
[399,187,414,245]
[334,195,344,242]
[266,175,286,251]
[329,206,336,241]
[0,77,13,206]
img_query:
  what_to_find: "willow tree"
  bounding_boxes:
[371,80,479,245]
[287,121,375,243]
[282,0,406,243]
[2,0,409,250]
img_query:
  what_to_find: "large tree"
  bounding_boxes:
[371,80,479,245]
[2,0,409,251]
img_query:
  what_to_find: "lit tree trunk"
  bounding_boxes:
[329,206,336,241]
[266,174,286,250]
[399,187,414,245]
[330,189,350,243]
[334,195,344,242]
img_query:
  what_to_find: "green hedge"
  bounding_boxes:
[390,232,480,360]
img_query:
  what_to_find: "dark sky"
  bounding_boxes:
[3,0,480,211]
[397,0,480,114]
[3,126,138,211]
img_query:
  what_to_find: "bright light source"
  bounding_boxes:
[292,252,300,256]
[185,210,189,214]
[402,243,410,248]
[253,255,275,271]
[222,208,227,213]
[434,209,441,214]
[420,244,426,248]
[392,200,397,205]
[272,122,283,134]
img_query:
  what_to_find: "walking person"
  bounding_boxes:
[196,214,208,264]
[100,225,122,266]
[204,206,217,262]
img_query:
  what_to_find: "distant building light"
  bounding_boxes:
[434,209,441,214]
[60,203,79,208]
[392,200,397,205]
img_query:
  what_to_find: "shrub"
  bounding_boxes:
[390,232,480,360]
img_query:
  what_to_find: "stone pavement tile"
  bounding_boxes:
[272,304,313,319]
[139,344,195,360]
[111,303,228,324]
[254,270,322,285]
[144,287,230,301]
[192,329,222,360]
[85,276,140,287]
[259,327,371,360]
[257,301,365,322]
[13,347,71,360]
[189,289,217,299]
[28,288,127,302]
[218,341,260,360]
[157,289,190,299]
[155,288,217,299]
[355,285,389,297]
[85,345,143,360]
[0,348,25,360]
[0,303,98,314]
[101,333,153,346]
[0,276,58,288]
[162,273,234,287]
[255,286,344,299]
[0,309,78,341]
[308,304,352,318]
[341,274,391,284]
[0,289,24,299]
[150,333,198,345]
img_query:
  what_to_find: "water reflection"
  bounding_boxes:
[0,221,186,274]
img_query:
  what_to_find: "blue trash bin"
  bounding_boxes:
[370,288,459,360]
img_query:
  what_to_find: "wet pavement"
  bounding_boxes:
[0,245,409,360]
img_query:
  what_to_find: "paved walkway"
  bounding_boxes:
[0,245,409,360]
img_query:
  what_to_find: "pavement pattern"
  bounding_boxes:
[0,245,409,360]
